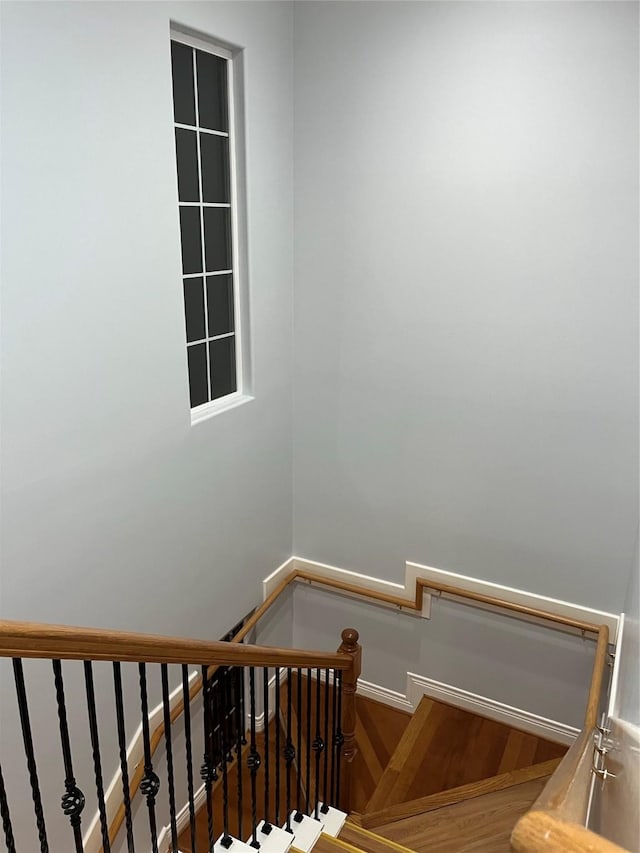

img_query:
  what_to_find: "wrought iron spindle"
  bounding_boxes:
[248,667,261,848]
[305,669,312,816]
[330,668,338,808]
[262,667,272,833]
[138,663,160,853]
[321,668,330,813]
[312,667,324,820]
[235,667,244,840]
[201,666,216,853]
[335,671,344,807]
[0,761,16,853]
[295,669,303,819]
[274,666,281,826]
[13,658,49,852]
[284,668,294,832]
[182,665,197,853]
[84,662,110,853]
[52,659,85,852]
[161,665,179,852]
[113,663,135,853]
[219,668,232,849]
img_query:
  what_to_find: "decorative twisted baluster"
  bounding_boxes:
[262,667,272,833]
[201,666,216,853]
[182,665,197,853]
[220,668,233,849]
[247,667,262,848]
[330,667,339,808]
[84,662,110,853]
[312,667,324,820]
[13,658,49,852]
[305,669,312,816]
[0,762,16,853]
[236,667,244,840]
[138,663,160,853]
[283,668,294,833]
[52,659,85,852]
[295,669,303,820]
[334,671,344,806]
[161,665,179,852]
[274,666,281,826]
[113,663,135,853]
[321,668,330,814]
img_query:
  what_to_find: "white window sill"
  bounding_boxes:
[191,393,254,426]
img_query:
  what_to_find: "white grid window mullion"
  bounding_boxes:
[191,47,212,403]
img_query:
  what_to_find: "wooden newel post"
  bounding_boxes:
[337,627,361,814]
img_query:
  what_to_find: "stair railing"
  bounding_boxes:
[0,619,361,853]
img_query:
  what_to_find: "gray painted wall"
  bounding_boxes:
[0,2,293,849]
[293,1,639,613]
[617,528,639,727]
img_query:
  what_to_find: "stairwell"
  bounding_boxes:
[181,687,566,853]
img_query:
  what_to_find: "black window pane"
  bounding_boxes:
[207,274,234,337]
[179,207,202,274]
[209,337,236,400]
[175,129,199,202]
[183,277,206,342]
[196,50,228,132]
[200,134,230,203]
[203,207,231,271]
[171,41,196,125]
[187,343,209,407]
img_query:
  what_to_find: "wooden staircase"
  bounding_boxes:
[294,693,567,853]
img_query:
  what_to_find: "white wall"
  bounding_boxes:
[0,2,293,849]
[293,1,639,614]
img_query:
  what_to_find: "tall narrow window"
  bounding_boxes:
[170,31,245,418]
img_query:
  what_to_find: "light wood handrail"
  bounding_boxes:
[0,619,349,669]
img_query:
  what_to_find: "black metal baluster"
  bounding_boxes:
[218,668,232,849]
[200,666,216,853]
[138,663,160,853]
[305,670,311,816]
[235,667,244,840]
[335,671,344,808]
[161,665,179,852]
[52,659,85,853]
[262,667,272,834]
[84,662,110,853]
[284,668,294,833]
[321,668,330,814]
[182,665,197,853]
[329,668,338,809]
[0,762,16,853]
[312,668,323,820]
[295,670,303,820]
[13,658,49,853]
[274,667,281,826]
[113,662,135,853]
[248,667,261,848]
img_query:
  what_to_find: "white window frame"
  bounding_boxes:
[170,26,252,425]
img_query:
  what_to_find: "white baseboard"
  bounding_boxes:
[266,556,619,638]
[357,673,578,745]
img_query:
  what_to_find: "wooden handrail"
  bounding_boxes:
[0,619,349,669]
[511,625,620,851]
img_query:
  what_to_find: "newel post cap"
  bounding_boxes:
[340,628,360,651]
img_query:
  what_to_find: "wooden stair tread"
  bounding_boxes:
[361,756,561,828]
[363,695,566,814]
[340,822,415,853]
[374,776,549,853]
